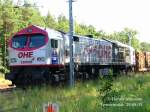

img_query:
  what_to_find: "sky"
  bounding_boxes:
[15,0,150,43]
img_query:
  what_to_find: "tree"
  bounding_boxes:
[44,11,57,29]
[57,15,69,32]
[87,25,97,36]
[108,28,141,50]
[18,7,45,28]
[0,0,45,72]
[95,30,107,38]
[75,23,88,35]
[141,42,150,51]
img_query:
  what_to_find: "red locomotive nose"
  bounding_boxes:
[10,25,48,51]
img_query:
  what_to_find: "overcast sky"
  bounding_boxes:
[15,0,150,43]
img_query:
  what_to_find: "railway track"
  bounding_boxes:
[0,86,20,112]
[0,85,16,92]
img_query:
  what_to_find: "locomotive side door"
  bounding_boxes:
[51,38,63,64]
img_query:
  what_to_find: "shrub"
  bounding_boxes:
[0,66,9,74]
[97,69,120,106]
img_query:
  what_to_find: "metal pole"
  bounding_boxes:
[69,0,74,87]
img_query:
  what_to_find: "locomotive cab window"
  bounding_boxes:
[29,34,46,48]
[51,39,58,48]
[12,35,27,48]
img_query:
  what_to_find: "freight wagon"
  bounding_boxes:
[136,51,150,71]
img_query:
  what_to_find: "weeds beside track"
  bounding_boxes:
[0,73,150,112]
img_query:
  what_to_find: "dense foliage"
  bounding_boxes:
[0,0,150,73]
[141,42,150,52]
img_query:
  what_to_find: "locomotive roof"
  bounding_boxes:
[13,25,133,50]
[102,38,134,50]
[35,25,66,34]
[73,34,108,42]
[14,25,65,36]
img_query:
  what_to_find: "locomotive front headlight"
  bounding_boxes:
[10,58,17,63]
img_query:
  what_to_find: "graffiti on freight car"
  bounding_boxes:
[84,45,112,59]
[99,45,112,58]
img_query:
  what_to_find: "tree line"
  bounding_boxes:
[0,0,150,56]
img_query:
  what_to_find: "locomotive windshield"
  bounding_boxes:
[29,34,46,48]
[12,35,27,48]
[12,34,46,49]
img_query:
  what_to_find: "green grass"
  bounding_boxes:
[0,73,150,112]
[98,73,150,112]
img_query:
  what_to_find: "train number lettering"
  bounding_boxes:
[18,52,33,58]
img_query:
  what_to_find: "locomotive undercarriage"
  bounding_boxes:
[6,64,134,86]
[6,66,66,86]
[75,64,133,79]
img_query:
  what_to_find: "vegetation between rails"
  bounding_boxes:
[0,73,150,112]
